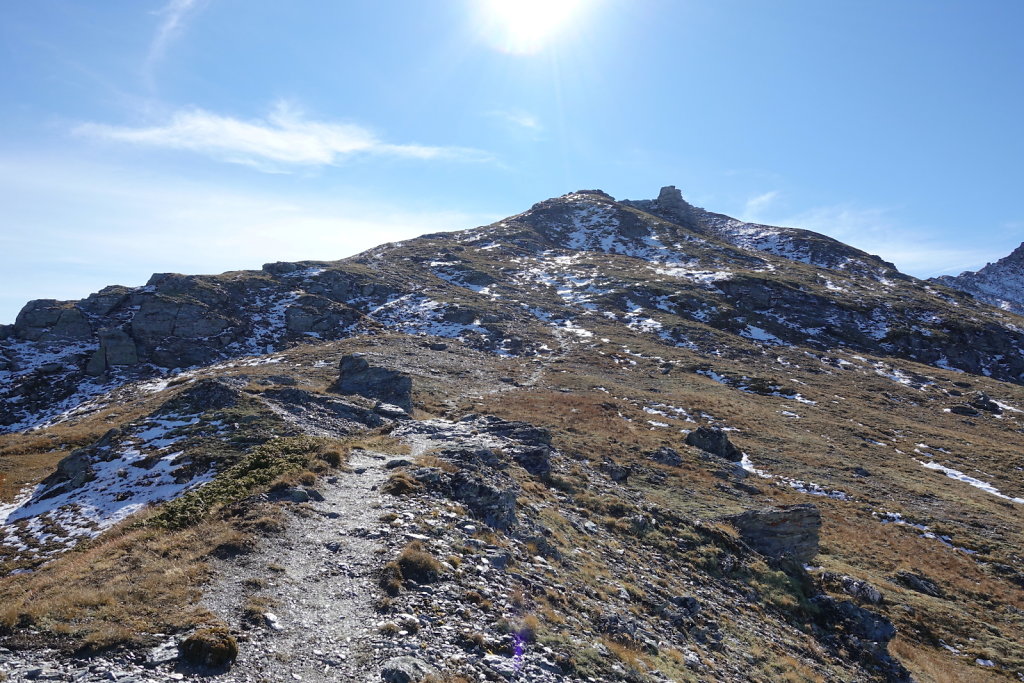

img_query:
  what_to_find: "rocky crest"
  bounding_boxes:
[5,188,1024,433]
[931,241,1024,314]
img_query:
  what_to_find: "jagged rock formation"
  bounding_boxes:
[685,425,742,462]
[931,241,1024,314]
[622,185,902,278]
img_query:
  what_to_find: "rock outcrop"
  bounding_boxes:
[931,241,1024,314]
[332,354,413,413]
[685,425,742,462]
[728,504,821,563]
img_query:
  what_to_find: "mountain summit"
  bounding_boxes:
[931,241,1024,314]
[1,188,1023,682]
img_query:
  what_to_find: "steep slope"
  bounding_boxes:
[932,242,1024,314]
[1,188,1023,682]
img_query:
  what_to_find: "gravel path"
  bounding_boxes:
[203,448,397,683]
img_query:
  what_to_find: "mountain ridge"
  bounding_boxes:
[3,187,1023,434]
[1,187,1024,681]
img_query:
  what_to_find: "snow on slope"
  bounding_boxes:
[1,413,229,570]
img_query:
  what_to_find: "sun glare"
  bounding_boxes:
[479,0,585,54]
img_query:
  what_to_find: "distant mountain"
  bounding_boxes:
[931,242,1024,314]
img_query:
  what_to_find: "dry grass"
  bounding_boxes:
[0,512,239,653]
[889,636,1000,683]
[396,541,442,584]
[382,470,424,495]
[414,454,459,473]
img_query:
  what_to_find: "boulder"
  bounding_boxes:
[36,429,120,498]
[505,444,552,476]
[970,392,1002,413]
[950,405,980,416]
[600,460,631,482]
[380,656,439,683]
[648,446,683,466]
[685,425,742,461]
[728,503,821,563]
[824,573,883,604]
[14,300,62,340]
[178,627,238,668]
[13,300,91,341]
[86,328,140,375]
[333,354,413,413]
[893,571,943,598]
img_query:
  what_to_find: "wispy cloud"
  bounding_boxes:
[75,103,492,170]
[145,0,202,87]
[0,154,500,323]
[742,190,779,220]
[490,109,543,132]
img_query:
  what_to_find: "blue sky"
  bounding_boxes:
[2,0,1023,323]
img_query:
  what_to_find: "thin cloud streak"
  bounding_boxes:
[490,109,543,132]
[742,190,779,221]
[145,0,201,87]
[75,103,493,170]
[0,154,501,323]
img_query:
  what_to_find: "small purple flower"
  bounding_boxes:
[513,631,526,671]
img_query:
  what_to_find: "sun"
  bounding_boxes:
[478,0,585,54]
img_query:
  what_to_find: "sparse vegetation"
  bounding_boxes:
[396,541,442,584]
[382,470,424,495]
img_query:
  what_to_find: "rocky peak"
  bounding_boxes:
[1001,241,1024,264]
[931,240,1024,314]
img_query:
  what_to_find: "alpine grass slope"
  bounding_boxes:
[0,187,1022,682]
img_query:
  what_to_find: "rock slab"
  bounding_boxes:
[728,503,821,563]
[334,354,413,413]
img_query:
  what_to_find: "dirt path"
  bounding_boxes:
[204,448,397,683]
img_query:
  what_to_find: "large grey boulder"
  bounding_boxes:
[648,446,683,466]
[685,425,742,462]
[86,328,140,375]
[13,300,92,341]
[728,503,821,563]
[333,354,413,413]
[36,429,120,498]
[380,656,438,683]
